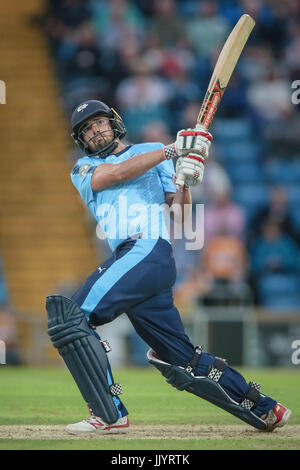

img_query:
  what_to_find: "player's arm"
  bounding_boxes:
[91,148,166,191]
[165,187,192,224]
[91,127,212,192]
[165,127,213,223]
[166,188,192,207]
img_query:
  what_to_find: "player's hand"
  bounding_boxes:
[174,125,213,187]
[174,125,213,159]
[175,154,205,187]
[163,125,213,162]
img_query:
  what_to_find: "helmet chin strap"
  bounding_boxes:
[85,138,118,159]
[96,140,118,159]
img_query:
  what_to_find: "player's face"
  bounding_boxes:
[80,115,115,152]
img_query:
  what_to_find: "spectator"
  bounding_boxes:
[147,0,186,48]
[239,45,274,84]
[250,219,300,276]
[172,235,211,317]
[249,218,300,307]
[203,234,248,283]
[45,0,92,56]
[139,120,172,145]
[166,65,201,134]
[185,0,230,59]
[115,59,171,139]
[91,0,146,53]
[143,39,196,80]
[180,100,203,129]
[173,264,211,317]
[263,109,300,158]
[240,0,289,51]
[217,74,249,118]
[200,232,250,307]
[50,0,91,29]
[285,20,300,80]
[116,34,142,80]
[203,175,246,243]
[247,66,293,123]
[57,22,102,81]
[249,186,299,247]
[116,60,170,109]
[189,158,232,205]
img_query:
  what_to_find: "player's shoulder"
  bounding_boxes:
[71,156,99,178]
[131,142,164,154]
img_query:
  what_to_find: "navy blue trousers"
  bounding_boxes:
[72,237,276,419]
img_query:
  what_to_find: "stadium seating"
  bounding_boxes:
[226,161,264,184]
[284,184,300,208]
[213,118,253,141]
[257,274,300,312]
[291,207,300,235]
[233,183,270,221]
[265,159,300,185]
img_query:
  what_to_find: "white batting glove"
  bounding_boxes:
[175,154,205,188]
[174,125,213,187]
[163,125,213,161]
[175,125,213,157]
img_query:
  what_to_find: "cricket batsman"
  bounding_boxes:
[46,100,291,434]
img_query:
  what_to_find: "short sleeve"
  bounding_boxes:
[71,163,97,205]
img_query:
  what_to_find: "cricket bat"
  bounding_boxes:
[177,14,255,186]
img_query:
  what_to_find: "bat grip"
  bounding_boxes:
[195,121,209,131]
[176,173,186,187]
[176,174,194,188]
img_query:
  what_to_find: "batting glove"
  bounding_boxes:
[175,125,213,186]
[175,125,213,158]
[175,154,205,188]
[163,125,213,161]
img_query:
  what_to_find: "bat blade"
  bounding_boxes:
[197,14,255,129]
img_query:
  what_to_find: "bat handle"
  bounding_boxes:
[195,121,209,131]
[176,173,186,187]
[176,174,194,188]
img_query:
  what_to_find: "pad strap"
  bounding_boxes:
[110,383,123,396]
[240,382,261,411]
[185,345,203,373]
[101,340,112,353]
[207,357,227,382]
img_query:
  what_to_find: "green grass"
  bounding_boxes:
[1,438,299,451]
[0,365,299,450]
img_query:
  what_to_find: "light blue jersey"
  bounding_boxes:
[71,143,176,251]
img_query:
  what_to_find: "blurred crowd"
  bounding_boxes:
[0,257,21,364]
[41,0,300,314]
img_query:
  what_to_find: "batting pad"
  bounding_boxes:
[147,349,267,430]
[46,295,120,424]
